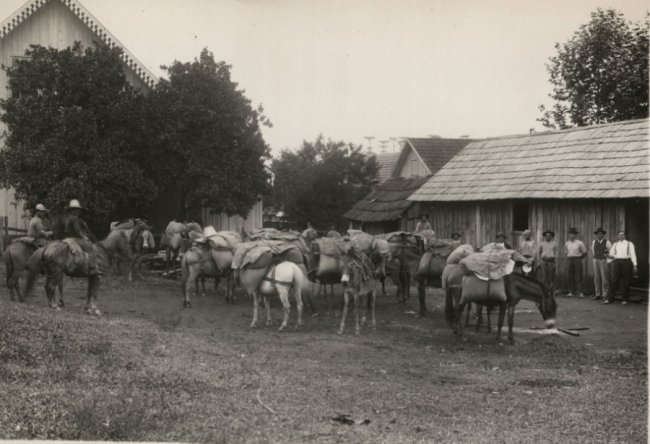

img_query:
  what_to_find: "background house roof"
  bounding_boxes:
[0,0,157,88]
[373,152,400,182]
[344,176,430,222]
[393,138,472,177]
[409,118,650,201]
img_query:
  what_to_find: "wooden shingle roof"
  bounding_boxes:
[373,152,400,182]
[344,176,430,222]
[409,119,650,201]
[0,0,157,88]
[394,138,472,177]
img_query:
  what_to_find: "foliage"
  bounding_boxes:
[0,42,156,232]
[148,49,271,219]
[271,136,378,230]
[538,9,649,129]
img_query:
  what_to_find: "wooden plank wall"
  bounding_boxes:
[396,148,429,178]
[202,201,263,233]
[0,0,151,230]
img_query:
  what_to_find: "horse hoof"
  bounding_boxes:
[249,322,257,329]
[58,301,65,308]
[278,326,286,332]
[295,323,302,330]
[355,330,361,336]
[337,329,344,335]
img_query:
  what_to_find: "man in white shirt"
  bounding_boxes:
[604,230,637,305]
[415,214,432,233]
[591,227,612,300]
[565,228,587,298]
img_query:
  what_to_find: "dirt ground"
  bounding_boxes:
[0,268,647,443]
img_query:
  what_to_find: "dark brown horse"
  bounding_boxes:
[4,239,62,302]
[382,232,423,305]
[24,234,131,315]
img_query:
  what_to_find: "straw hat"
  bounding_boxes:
[66,199,83,210]
[35,203,48,212]
[202,225,219,238]
[543,230,555,237]
[496,231,506,239]
[594,227,606,235]
[451,232,462,239]
[568,227,578,235]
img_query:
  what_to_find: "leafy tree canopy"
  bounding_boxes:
[539,8,649,129]
[149,49,271,218]
[0,42,155,233]
[271,136,378,231]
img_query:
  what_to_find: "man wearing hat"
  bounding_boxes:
[591,228,612,300]
[604,231,637,305]
[495,232,512,249]
[61,199,100,275]
[565,228,587,298]
[519,229,536,268]
[27,203,52,248]
[415,213,432,233]
[538,230,558,295]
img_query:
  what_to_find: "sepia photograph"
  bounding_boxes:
[0,0,647,443]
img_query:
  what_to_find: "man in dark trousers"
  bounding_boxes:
[538,230,558,296]
[604,231,637,305]
[495,232,512,249]
[61,199,100,275]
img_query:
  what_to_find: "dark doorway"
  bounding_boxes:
[383,219,400,233]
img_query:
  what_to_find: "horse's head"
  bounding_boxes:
[539,287,558,329]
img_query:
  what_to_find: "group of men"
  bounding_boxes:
[26,199,100,275]
[414,213,638,304]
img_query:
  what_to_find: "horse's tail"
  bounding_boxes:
[24,247,45,298]
[445,287,455,326]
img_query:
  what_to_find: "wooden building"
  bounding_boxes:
[408,119,649,292]
[0,0,262,234]
[372,151,400,183]
[345,137,471,233]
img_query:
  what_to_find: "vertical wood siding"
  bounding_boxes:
[201,201,263,232]
[397,148,430,178]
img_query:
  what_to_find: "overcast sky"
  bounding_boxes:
[1,0,647,155]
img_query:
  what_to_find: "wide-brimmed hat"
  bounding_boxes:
[66,199,83,210]
[202,225,219,238]
[594,227,606,235]
[35,203,48,212]
[419,213,429,218]
[568,228,578,234]
[451,232,462,239]
[542,230,555,237]
[496,231,506,239]
[522,229,531,236]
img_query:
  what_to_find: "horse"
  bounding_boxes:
[4,239,62,302]
[505,272,557,343]
[338,248,377,335]
[414,238,457,315]
[160,221,193,275]
[108,220,155,281]
[23,234,131,315]
[381,232,423,305]
[240,261,308,331]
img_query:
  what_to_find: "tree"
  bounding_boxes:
[538,9,649,129]
[0,42,156,233]
[272,136,378,230]
[148,49,271,219]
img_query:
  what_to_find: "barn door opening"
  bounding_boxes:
[626,198,649,289]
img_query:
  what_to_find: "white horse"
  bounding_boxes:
[240,261,308,331]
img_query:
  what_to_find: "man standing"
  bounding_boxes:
[591,227,611,300]
[604,231,637,305]
[538,230,558,296]
[61,199,100,275]
[415,213,432,233]
[519,229,536,269]
[27,203,52,248]
[565,228,587,298]
[451,232,462,249]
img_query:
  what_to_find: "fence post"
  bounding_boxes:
[0,216,4,253]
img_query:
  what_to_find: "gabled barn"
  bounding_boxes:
[408,118,650,292]
[373,151,400,183]
[0,0,262,234]
[345,137,471,233]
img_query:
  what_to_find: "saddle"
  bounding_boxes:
[61,238,92,276]
[13,236,39,248]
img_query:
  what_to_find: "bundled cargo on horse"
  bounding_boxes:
[447,244,475,264]
[460,246,515,281]
[206,231,242,252]
[232,240,304,271]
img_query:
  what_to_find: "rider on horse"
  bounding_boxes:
[60,199,101,276]
[27,203,52,248]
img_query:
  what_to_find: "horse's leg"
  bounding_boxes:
[507,303,515,344]
[294,284,303,328]
[183,267,196,308]
[453,299,465,337]
[496,303,505,342]
[369,290,377,329]
[250,292,259,328]
[85,275,101,316]
[464,303,472,327]
[417,277,427,316]
[381,276,386,298]
[264,295,272,327]
[278,287,291,331]
[475,304,482,332]
[338,290,350,335]
[56,275,65,307]
[405,273,411,301]
[45,276,58,309]
[354,291,361,335]
[486,306,493,333]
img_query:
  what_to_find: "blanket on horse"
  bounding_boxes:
[207,231,242,251]
[165,221,186,234]
[232,240,303,270]
[347,230,379,254]
[427,238,455,257]
[460,245,515,281]
[311,237,350,258]
[42,238,93,276]
[447,244,475,264]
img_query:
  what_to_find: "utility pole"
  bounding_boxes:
[379,140,388,154]
[364,136,375,154]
